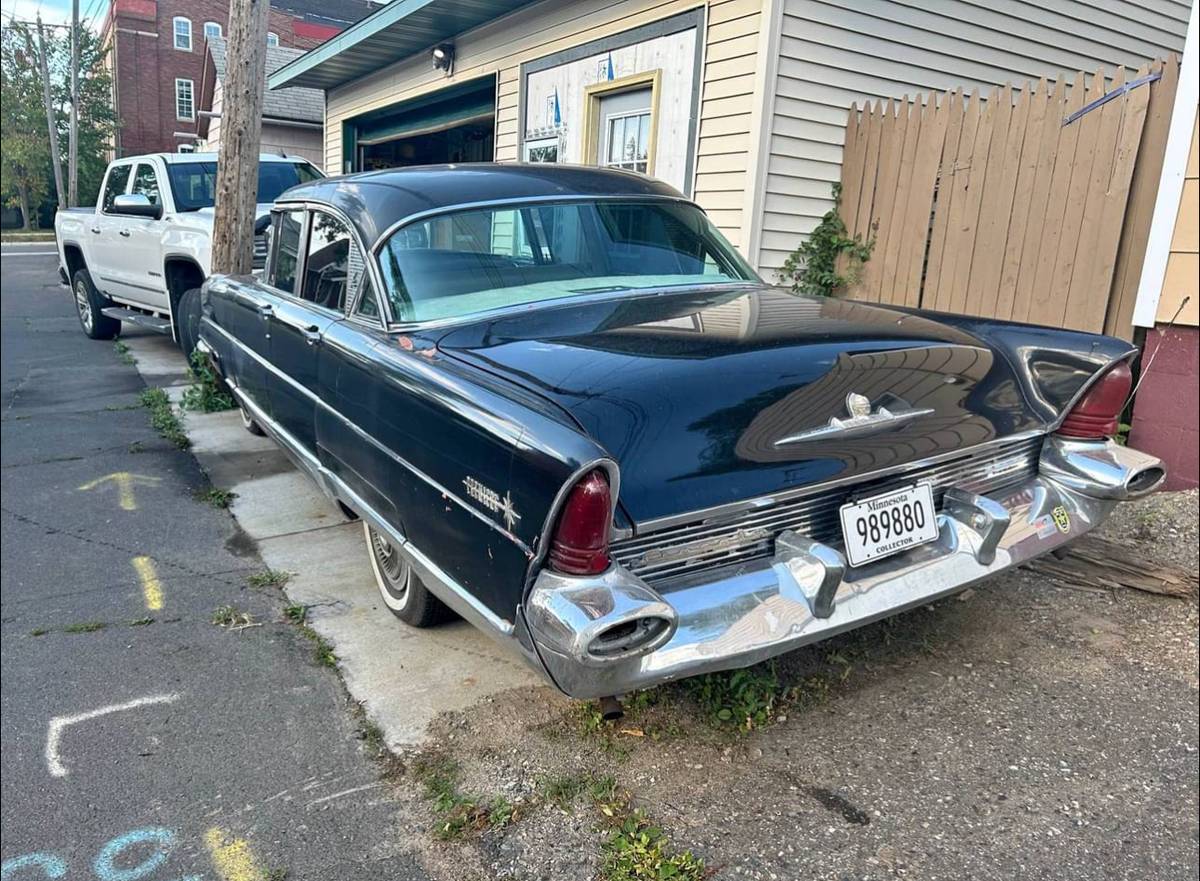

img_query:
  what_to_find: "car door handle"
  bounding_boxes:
[256,303,274,317]
[118,229,131,237]
[301,325,321,345]
[90,227,100,234]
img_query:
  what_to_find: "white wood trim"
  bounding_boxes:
[1133,1,1198,328]
[739,0,784,269]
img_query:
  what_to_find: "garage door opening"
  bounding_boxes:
[345,76,496,172]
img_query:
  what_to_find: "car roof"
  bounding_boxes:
[274,163,689,252]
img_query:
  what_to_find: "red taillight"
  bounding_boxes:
[548,470,612,575]
[1056,361,1132,439]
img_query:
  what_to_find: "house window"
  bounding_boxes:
[203,21,221,42]
[582,71,660,178]
[266,32,279,47]
[173,17,192,51]
[175,78,194,121]
[604,111,651,173]
[523,138,559,163]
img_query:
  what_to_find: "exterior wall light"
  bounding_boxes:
[431,44,455,74]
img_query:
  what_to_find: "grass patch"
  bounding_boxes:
[63,621,106,634]
[295,624,337,668]
[411,755,519,840]
[599,809,706,881]
[283,603,307,624]
[113,340,135,365]
[195,487,237,509]
[29,627,50,637]
[684,664,783,731]
[247,568,291,589]
[212,605,254,628]
[181,350,236,413]
[139,388,189,449]
[127,440,145,454]
[128,616,154,627]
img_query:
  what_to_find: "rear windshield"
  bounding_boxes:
[377,199,757,323]
[166,161,323,211]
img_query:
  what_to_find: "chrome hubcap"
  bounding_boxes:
[74,281,92,332]
[370,528,409,603]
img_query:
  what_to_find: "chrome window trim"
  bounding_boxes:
[205,318,532,555]
[274,197,389,324]
[367,193,759,333]
[633,428,1049,535]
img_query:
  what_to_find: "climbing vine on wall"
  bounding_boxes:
[777,183,875,297]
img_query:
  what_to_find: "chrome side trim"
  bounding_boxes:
[229,378,524,643]
[203,318,533,554]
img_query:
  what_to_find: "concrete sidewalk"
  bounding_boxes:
[123,333,541,748]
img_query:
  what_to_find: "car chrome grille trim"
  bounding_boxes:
[611,435,1044,586]
[252,234,268,271]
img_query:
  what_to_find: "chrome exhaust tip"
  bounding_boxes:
[526,567,678,668]
[1040,437,1167,501]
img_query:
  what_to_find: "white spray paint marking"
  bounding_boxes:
[304,782,384,808]
[45,693,180,778]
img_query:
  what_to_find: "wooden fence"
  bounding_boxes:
[838,57,1180,338]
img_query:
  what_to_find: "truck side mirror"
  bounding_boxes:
[112,193,163,220]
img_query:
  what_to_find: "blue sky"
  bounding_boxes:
[2,0,109,29]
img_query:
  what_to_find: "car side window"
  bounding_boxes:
[269,210,305,294]
[101,165,132,212]
[131,163,161,206]
[356,275,380,320]
[301,211,352,311]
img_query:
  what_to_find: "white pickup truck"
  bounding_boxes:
[55,151,322,351]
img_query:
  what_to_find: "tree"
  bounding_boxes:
[1,20,116,227]
[1,24,52,229]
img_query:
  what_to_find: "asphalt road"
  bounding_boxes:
[0,252,427,879]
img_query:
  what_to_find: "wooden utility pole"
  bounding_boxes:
[211,0,270,275]
[68,0,80,207]
[32,17,66,210]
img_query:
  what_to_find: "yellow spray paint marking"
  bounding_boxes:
[131,556,163,611]
[204,828,262,881]
[78,472,161,511]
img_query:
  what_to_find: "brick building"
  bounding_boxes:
[100,0,377,157]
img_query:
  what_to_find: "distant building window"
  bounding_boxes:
[175,78,194,121]
[173,17,192,51]
[266,32,279,48]
[178,144,196,153]
[203,22,221,42]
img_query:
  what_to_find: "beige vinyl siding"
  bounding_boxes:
[756,0,1191,276]
[323,0,765,251]
[1157,109,1199,325]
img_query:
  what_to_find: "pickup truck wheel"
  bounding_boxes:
[364,522,451,627]
[72,269,119,340]
[176,287,202,357]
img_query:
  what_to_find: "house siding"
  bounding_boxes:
[323,0,765,250]
[755,0,1192,276]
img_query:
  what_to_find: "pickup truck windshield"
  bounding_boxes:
[377,200,758,323]
[166,161,323,211]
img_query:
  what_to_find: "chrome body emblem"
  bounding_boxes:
[774,392,935,446]
[463,476,522,531]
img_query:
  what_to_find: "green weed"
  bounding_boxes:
[247,568,291,589]
[181,350,236,413]
[63,621,106,634]
[195,487,237,508]
[113,340,135,365]
[599,809,706,881]
[411,754,519,840]
[684,663,783,731]
[139,388,189,449]
[212,605,253,628]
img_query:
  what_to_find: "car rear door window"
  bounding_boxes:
[270,210,305,294]
[301,211,352,312]
[102,165,132,212]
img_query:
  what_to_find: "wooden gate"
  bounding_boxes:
[837,57,1180,338]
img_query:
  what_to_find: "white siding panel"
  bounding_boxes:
[756,0,1190,276]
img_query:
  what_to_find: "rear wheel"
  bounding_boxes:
[239,404,265,436]
[363,522,451,627]
[72,269,119,340]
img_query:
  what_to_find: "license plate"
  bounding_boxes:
[839,484,938,567]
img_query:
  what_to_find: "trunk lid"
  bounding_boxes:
[436,286,1043,523]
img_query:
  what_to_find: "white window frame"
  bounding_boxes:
[172,16,192,51]
[203,21,221,42]
[174,78,195,121]
[266,32,279,48]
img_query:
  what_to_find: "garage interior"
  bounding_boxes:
[346,76,496,171]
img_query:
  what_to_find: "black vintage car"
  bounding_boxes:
[197,164,1165,700]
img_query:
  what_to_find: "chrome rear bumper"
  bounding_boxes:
[524,438,1164,699]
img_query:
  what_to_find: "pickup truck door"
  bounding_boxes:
[265,208,346,455]
[117,161,170,309]
[87,162,134,299]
